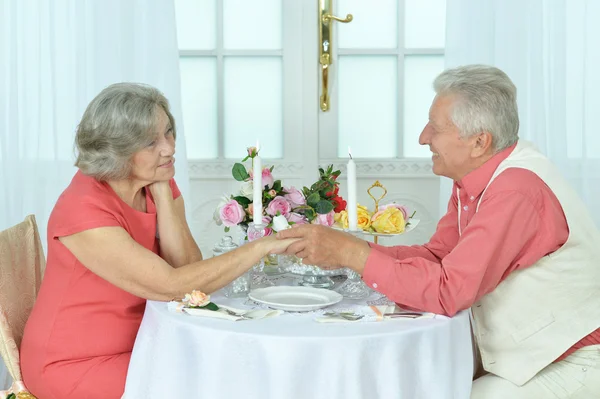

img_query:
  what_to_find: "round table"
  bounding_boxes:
[123,293,473,399]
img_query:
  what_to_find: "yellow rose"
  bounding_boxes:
[357,204,373,230]
[334,210,348,229]
[371,207,405,234]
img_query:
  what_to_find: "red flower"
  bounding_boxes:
[326,185,340,198]
[332,196,347,213]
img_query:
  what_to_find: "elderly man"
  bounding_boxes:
[278,65,600,398]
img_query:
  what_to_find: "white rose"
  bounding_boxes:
[272,214,291,232]
[239,181,254,200]
[213,195,230,226]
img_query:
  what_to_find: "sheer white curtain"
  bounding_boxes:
[0,0,190,389]
[441,0,600,226]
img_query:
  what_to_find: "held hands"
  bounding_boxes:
[275,224,370,272]
[260,235,300,255]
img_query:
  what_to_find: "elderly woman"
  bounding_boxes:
[20,83,295,399]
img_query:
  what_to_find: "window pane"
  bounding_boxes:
[175,0,216,50]
[403,55,444,158]
[223,0,282,50]
[338,0,397,49]
[180,57,218,159]
[405,0,446,48]
[223,57,282,158]
[338,56,397,158]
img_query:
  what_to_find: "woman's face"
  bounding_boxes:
[130,107,176,184]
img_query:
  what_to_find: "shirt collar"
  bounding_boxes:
[456,143,517,198]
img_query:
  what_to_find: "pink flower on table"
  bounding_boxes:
[283,186,306,208]
[286,212,308,225]
[378,203,409,220]
[184,290,210,307]
[311,210,335,227]
[247,146,258,157]
[268,189,277,198]
[266,196,292,217]
[261,167,274,189]
[248,225,273,241]
[220,199,246,227]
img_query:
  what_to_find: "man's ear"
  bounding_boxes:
[472,131,494,157]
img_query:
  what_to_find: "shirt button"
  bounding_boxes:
[373,283,378,288]
[470,196,475,201]
[463,205,469,211]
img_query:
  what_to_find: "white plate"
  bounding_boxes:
[249,286,343,312]
[334,219,420,237]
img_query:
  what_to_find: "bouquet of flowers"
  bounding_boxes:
[214,148,348,235]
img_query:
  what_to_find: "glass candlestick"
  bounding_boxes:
[246,222,274,288]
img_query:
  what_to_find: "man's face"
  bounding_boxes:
[418,95,480,181]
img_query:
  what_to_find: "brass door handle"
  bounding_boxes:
[322,13,353,24]
[319,0,353,112]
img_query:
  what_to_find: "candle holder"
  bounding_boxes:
[247,222,274,289]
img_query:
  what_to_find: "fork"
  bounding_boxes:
[323,312,364,321]
[221,308,252,320]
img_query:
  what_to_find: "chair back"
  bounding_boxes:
[0,215,46,383]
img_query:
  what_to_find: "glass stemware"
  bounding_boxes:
[246,222,274,288]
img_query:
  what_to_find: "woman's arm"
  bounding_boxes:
[59,228,295,301]
[149,181,203,267]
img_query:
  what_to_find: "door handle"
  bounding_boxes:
[319,0,353,112]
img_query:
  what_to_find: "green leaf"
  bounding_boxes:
[7,394,16,399]
[200,302,219,311]
[233,196,251,206]
[232,163,249,181]
[304,208,316,221]
[270,165,274,172]
[241,155,250,162]
[307,192,320,206]
[224,226,230,233]
[272,180,282,192]
[315,200,334,214]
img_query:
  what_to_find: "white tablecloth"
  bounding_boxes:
[124,291,473,399]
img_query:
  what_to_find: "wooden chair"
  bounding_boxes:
[0,215,46,399]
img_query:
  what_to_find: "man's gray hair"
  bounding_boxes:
[433,64,519,152]
[74,82,176,181]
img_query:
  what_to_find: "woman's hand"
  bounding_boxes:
[259,235,300,255]
[148,180,173,205]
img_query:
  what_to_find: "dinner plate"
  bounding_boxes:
[249,286,343,312]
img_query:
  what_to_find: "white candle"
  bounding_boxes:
[252,141,263,224]
[347,147,358,231]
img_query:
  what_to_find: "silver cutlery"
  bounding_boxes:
[323,312,365,321]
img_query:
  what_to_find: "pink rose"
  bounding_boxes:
[286,212,308,225]
[261,167,274,189]
[220,199,246,227]
[311,210,335,227]
[284,186,306,208]
[268,189,277,197]
[378,203,409,220]
[184,290,210,307]
[248,225,273,241]
[247,146,258,157]
[266,196,292,217]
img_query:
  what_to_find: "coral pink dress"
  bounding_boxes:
[21,171,180,399]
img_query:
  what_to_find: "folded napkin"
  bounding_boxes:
[315,305,434,323]
[167,301,282,321]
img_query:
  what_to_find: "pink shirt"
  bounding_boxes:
[362,144,599,359]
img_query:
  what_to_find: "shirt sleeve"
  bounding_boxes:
[51,198,122,239]
[362,189,542,316]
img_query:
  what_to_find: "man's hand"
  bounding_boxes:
[276,224,370,273]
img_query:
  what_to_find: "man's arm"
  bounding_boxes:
[360,190,541,316]
[366,186,460,262]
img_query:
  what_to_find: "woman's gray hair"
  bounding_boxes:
[433,64,519,152]
[74,82,176,180]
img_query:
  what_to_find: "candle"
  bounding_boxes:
[252,141,263,224]
[347,147,358,231]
